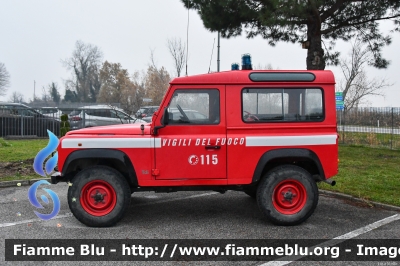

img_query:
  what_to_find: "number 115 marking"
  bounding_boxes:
[200,154,218,165]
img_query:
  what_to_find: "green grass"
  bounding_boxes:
[1,138,400,207]
[0,138,49,162]
[339,131,400,150]
[319,145,400,207]
[0,138,49,180]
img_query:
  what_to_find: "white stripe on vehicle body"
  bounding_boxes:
[245,135,337,147]
[62,138,162,149]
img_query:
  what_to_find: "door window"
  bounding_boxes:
[167,89,220,125]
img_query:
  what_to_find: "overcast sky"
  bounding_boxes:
[1,0,399,107]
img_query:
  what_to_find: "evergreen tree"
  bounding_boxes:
[48,82,61,104]
[182,0,400,70]
[64,89,78,103]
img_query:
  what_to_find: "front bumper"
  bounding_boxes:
[51,172,67,184]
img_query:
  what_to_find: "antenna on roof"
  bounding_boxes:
[208,38,216,73]
[217,31,220,72]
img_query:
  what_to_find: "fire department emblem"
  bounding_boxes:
[188,155,199,165]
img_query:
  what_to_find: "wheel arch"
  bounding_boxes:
[62,149,138,188]
[252,148,325,184]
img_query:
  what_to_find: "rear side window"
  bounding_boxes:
[242,88,324,122]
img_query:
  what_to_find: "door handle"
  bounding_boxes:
[205,145,221,150]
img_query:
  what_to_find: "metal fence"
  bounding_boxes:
[0,105,138,138]
[0,107,61,138]
[337,107,400,149]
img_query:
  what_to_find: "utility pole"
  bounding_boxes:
[185,0,189,76]
[217,32,220,72]
[34,80,36,102]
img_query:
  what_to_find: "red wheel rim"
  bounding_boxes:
[272,179,307,215]
[80,180,117,216]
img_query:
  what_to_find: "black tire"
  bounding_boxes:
[68,165,131,227]
[256,165,318,225]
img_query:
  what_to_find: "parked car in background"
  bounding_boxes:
[168,108,209,123]
[0,103,60,137]
[135,106,159,122]
[37,107,63,121]
[68,105,145,130]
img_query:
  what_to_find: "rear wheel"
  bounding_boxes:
[257,165,318,225]
[68,166,131,227]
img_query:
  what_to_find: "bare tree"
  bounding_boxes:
[97,61,138,113]
[253,63,275,70]
[147,50,171,105]
[62,40,103,102]
[8,91,24,103]
[338,38,392,111]
[0,62,10,97]
[145,66,170,105]
[41,86,50,103]
[131,70,146,112]
[167,38,186,77]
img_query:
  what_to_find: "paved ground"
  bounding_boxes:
[0,183,399,265]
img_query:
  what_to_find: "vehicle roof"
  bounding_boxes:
[0,102,31,108]
[170,70,335,85]
[78,105,126,112]
[79,105,120,109]
[139,106,159,109]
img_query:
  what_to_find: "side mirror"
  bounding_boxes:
[161,108,169,126]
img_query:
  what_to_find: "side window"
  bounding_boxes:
[85,109,95,116]
[242,88,324,122]
[114,111,125,119]
[167,89,220,125]
[18,108,37,117]
[110,110,118,118]
[0,105,12,115]
[90,109,111,117]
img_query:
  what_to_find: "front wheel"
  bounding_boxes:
[257,165,318,225]
[68,166,131,227]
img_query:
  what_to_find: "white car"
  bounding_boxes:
[68,105,146,129]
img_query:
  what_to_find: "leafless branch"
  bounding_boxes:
[0,62,10,96]
[167,38,186,77]
[338,37,393,110]
[8,91,24,103]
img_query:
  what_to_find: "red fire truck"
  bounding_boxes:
[53,60,338,227]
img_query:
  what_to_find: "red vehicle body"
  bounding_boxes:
[53,69,338,227]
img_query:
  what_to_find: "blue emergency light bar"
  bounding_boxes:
[231,63,239,70]
[241,54,252,70]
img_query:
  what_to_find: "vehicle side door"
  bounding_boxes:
[155,86,227,179]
